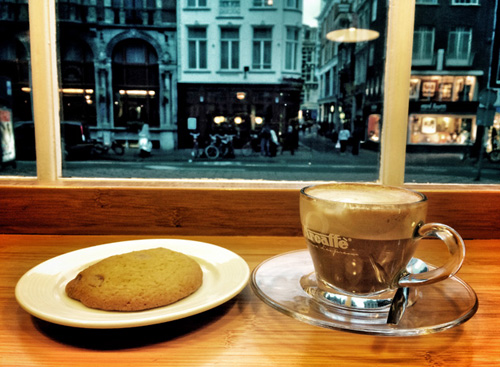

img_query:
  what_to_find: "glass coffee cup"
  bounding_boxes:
[300,183,465,311]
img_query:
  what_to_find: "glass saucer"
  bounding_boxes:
[251,250,478,336]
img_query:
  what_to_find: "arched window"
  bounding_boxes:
[112,39,159,128]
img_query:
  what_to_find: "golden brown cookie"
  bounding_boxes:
[65,247,203,311]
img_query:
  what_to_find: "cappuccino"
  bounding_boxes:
[300,184,427,295]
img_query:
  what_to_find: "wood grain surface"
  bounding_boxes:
[1,234,498,367]
[1,185,500,238]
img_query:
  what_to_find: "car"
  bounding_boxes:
[14,120,94,160]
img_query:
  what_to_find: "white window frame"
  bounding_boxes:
[0,0,478,188]
[220,27,240,70]
[187,0,208,8]
[451,0,479,5]
[252,27,272,70]
[416,0,438,4]
[412,26,435,65]
[285,0,300,9]
[252,0,273,7]
[447,26,472,66]
[187,26,208,70]
[285,27,299,71]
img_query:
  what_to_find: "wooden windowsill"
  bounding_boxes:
[1,181,499,238]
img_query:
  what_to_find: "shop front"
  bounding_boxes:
[408,101,478,149]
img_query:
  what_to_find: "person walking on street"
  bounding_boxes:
[260,124,271,156]
[338,124,350,154]
[283,125,298,155]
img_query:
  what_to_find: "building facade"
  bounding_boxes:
[404,0,494,152]
[1,0,178,151]
[176,0,304,148]
[300,24,319,122]
[1,1,307,152]
[316,0,496,152]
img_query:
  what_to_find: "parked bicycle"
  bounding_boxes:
[205,134,235,159]
[241,133,260,156]
[91,138,125,156]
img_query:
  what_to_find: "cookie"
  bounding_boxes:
[65,247,203,311]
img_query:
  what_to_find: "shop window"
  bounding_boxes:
[367,114,381,142]
[409,115,476,145]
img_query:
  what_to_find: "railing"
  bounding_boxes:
[54,2,176,26]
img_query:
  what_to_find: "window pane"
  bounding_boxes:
[406,2,497,184]
[231,41,239,69]
[0,0,34,176]
[5,0,500,185]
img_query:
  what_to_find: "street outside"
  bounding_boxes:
[2,132,500,184]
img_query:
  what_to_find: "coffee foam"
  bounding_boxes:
[305,184,422,205]
[300,184,427,240]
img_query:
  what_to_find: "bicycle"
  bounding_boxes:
[241,133,260,156]
[205,134,235,159]
[91,139,125,156]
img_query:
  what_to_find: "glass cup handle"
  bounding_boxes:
[398,223,466,288]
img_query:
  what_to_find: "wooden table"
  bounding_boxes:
[1,235,498,366]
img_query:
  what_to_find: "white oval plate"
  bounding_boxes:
[15,239,250,329]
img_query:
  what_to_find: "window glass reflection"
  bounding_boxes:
[2,0,499,184]
[0,0,33,175]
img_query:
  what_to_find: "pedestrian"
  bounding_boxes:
[260,124,271,156]
[352,119,363,156]
[283,125,298,155]
[338,124,350,154]
[269,127,279,157]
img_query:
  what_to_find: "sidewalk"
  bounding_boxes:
[118,132,380,166]
[83,131,499,170]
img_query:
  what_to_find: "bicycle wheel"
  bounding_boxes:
[488,150,500,162]
[92,143,106,155]
[112,144,125,155]
[242,142,252,156]
[205,145,219,159]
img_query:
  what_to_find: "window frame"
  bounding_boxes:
[252,0,274,8]
[252,26,273,70]
[451,0,479,5]
[1,0,498,193]
[447,26,473,65]
[220,27,240,70]
[187,0,208,8]
[284,26,299,71]
[412,26,435,65]
[187,26,208,70]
